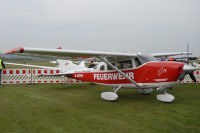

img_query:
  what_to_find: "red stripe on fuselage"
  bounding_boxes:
[70,61,184,84]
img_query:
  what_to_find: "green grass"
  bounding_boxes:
[0,84,200,133]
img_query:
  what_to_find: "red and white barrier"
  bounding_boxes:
[182,69,200,83]
[1,68,200,84]
[2,69,81,84]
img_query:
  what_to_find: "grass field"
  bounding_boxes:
[0,83,199,133]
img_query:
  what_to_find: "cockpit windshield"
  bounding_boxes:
[137,54,157,64]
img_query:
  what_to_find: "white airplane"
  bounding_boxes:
[5,59,95,74]
[5,47,196,102]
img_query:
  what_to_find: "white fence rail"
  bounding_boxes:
[1,68,200,84]
[2,69,80,84]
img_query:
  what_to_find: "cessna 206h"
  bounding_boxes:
[5,47,197,102]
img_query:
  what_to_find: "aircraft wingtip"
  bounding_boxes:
[4,47,24,54]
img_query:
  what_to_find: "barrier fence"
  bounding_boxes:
[182,69,200,83]
[1,68,200,84]
[1,69,80,84]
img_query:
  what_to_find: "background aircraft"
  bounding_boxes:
[5,59,96,74]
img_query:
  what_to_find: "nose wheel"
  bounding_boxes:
[101,85,121,101]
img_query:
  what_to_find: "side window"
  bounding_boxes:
[108,63,115,70]
[117,60,132,69]
[93,66,97,70]
[100,65,105,71]
[117,63,122,69]
[135,58,142,67]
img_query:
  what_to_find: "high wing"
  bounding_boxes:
[4,47,192,61]
[4,47,137,61]
[151,52,192,58]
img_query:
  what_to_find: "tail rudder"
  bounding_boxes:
[58,59,75,73]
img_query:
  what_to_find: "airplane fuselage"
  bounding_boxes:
[68,61,184,88]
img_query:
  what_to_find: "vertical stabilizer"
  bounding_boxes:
[57,59,89,73]
[58,59,75,73]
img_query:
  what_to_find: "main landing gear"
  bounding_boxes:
[156,88,175,103]
[101,86,175,102]
[101,85,122,101]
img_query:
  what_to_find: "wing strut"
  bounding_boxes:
[100,57,143,88]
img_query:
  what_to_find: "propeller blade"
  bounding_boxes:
[189,73,196,83]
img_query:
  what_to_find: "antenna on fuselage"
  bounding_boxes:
[187,42,189,64]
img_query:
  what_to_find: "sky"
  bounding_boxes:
[0,0,199,56]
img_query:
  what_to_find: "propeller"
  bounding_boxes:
[179,64,197,83]
[189,73,196,83]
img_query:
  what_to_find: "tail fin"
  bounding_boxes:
[58,59,75,73]
[58,59,88,73]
